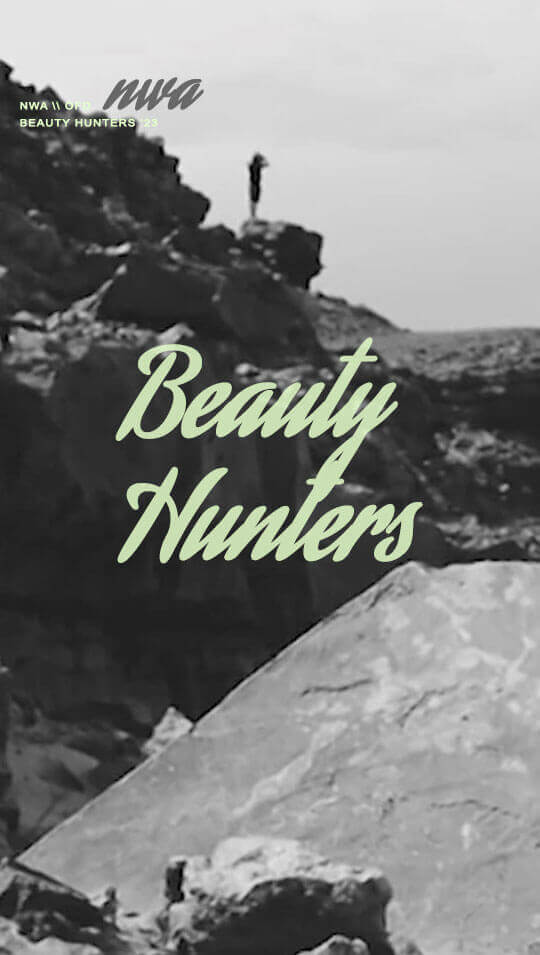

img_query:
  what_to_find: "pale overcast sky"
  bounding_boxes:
[4,0,540,329]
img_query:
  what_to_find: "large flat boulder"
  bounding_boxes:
[23,561,540,954]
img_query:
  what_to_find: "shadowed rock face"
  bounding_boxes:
[0,859,160,953]
[0,840,399,955]
[22,561,540,955]
[297,938,369,955]
[239,220,323,289]
[0,62,209,319]
[0,861,104,944]
[376,328,540,561]
[165,837,394,955]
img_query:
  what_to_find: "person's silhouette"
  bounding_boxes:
[248,152,269,219]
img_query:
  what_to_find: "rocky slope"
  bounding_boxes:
[377,328,540,561]
[0,59,538,860]
[23,561,540,954]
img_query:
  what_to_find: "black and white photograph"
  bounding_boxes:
[0,3,539,953]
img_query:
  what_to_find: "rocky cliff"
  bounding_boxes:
[22,561,540,955]
[0,61,538,858]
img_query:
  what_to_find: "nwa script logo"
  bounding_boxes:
[102,76,204,111]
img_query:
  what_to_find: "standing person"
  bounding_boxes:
[248,152,269,219]
[100,886,118,926]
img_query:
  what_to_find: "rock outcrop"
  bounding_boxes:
[0,858,160,953]
[239,219,323,289]
[0,860,106,948]
[22,561,540,954]
[142,707,192,758]
[0,61,210,321]
[164,836,394,955]
[297,937,369,955]
[376,327,540,561]
[0,845,400,955]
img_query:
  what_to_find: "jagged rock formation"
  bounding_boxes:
[0,858,158,953]
[164,837,394,955]
[0,60,209,321]
[0,843,401,955]
[298,938,369,955]
[296,938,422,955]
[239,219,323,289]
[0,860,108,951]
[23,561,540,955]
[377,328,540,561]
